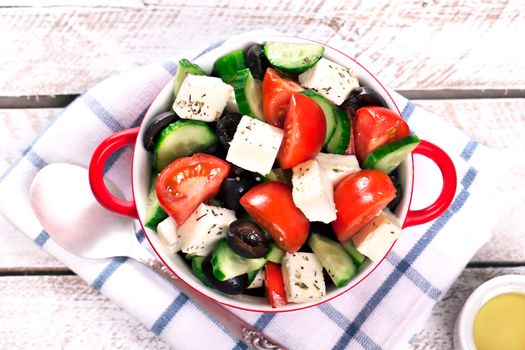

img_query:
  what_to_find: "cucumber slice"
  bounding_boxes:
[233,68,264,120]
[247,269,260,284]
[209,197,225,207]
[341,240,366,265]
[173,59,207,96]
[247,269,259,284]
[211,239,267,281]
[363,135,421,174]
[308,233,356,287]
[300,89,337,146]
[192,256,213,287]
[212,50,247,84]
[153,120,218,171]
[265,241,285,264]
[263,42,324,74]
[325,108,351,154]
[144,174,168,229]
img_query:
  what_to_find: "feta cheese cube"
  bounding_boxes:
[316,153,360,186]
[225,85,240,113]
[157,216,180,254]
[292,159,337,223]
[178,203,236,256]
[173,75,231,122]
[352,210,402,262]
[298,58,359,105]
[282,252,326,303]
[226,116,284,175]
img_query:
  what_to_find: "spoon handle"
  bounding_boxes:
[140,257,287,350]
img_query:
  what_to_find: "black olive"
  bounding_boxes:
[387,172,403,211]
[227,220,269,258]
[201,142,227,159]
[216,112,242,149]
[202,256,249,294]
[142,111,180,152]
[228,165,246,178]
[177,251,194,267]
[244,287,265,298]
[309,222,338,241]
[322,269,335,288]
[218,174,257,214]
[244,44,270,80]
[344,87,388,117]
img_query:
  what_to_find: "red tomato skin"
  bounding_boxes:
[240,182,309,253]
[332,170,396,242]
[345,122,356,155]
[265,262,288,308]
[156,153,230,226]
[277,93,326,169]
[262,68,302,127]
[354,106,410,163]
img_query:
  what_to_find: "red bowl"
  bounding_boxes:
[88,34,457,312]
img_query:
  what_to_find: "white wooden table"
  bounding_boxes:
[1,1,524,348]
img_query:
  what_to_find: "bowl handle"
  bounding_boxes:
[89,127,140,219]
[403,140,457,228]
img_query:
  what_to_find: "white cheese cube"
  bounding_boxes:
[282,252,326,303]
[157,216,180,254]
[247,270,265,289]
[178,203,236,256]
[225,85,240,113]
[316,153,360,186]
[226,116,284,175]
[292,159,337,223]
[298,58,359,105]
[173,75,231,122]
[352,210,402,262]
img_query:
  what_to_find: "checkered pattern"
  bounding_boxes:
[0,31,514,349]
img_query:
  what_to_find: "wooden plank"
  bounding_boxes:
[2,89,525,110]
[411,266,525,349]
[0,275,170,349]
[0,0,143,7]
[1,98,524,269]
[416,99,525,151]
[0,95,77,109]
[399,89,525,100]
[0,0,524,95]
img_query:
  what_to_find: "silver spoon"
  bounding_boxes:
[29,163,284,350]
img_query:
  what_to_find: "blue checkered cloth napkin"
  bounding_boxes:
[0,31,514,349]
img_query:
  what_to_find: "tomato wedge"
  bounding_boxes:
[345,124,356,155]
[240,182,309,253]
[354,106,410,163]
[262,68,302,127]
[265,262,288,308]
[332,170,396,242]
[156,153,230,226]
[277,93,326,169]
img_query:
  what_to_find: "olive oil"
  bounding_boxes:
[473,292,525,350]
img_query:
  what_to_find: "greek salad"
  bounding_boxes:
[142,41,420,307]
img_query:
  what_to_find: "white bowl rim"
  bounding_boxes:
[131,33,415,312]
